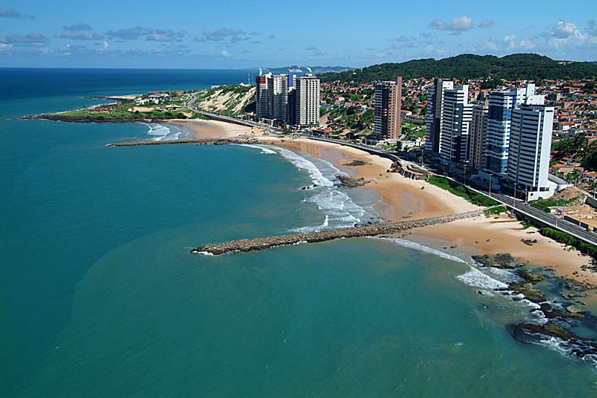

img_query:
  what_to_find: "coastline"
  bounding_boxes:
[175,118,596,290]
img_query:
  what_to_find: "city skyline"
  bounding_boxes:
[0,0,596,69]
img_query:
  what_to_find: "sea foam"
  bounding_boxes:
[238,144,277,154]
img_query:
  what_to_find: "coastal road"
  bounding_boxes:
[488,192,597,246]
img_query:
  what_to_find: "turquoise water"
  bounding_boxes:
[1,69,596,397]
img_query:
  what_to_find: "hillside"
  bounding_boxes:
[194,85,255,116]
[319,54,597,83]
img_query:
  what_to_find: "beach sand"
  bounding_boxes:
[260,136,597,289]
[177,121,597,288]
[169,119,263,139]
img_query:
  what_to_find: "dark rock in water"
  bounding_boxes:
[509,322,571,340]
[509,282,546,303]
[518,269,544,283]
[472,253,521,269]
[540,303,553,312]
[508,322,597,361]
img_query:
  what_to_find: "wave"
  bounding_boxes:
[268,147,380,232]
[143,123,182,141]
[273,147,334,187]
[237,144,276,154]
[379,237,468,264]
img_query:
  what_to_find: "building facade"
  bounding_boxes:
[484,84,541,177]
[295,74,320,126]
[468,103,488,172]
[425,78,454,153]
[507,104,555,200]
[255,74,269,119]
[373,77,402,140]
[439,85,472,165]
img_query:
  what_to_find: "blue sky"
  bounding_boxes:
[1,0,596,68]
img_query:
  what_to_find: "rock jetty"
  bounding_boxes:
[107,137,270,147]
[192,210,484,255]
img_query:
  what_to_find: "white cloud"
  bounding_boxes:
[221,50,231,57]
[547,20,596,49]
[452,15,473,31]
[430,15,473,32]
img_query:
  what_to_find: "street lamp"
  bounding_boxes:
[488,174,493,197]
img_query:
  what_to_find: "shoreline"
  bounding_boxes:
[169,119,597,291]
[50,114,597,293]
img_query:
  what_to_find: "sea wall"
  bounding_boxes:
[193,210,484,255]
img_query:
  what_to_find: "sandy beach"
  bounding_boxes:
[178,120,597,288]
[169,119,262,139]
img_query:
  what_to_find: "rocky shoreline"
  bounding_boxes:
[473,253,597,363]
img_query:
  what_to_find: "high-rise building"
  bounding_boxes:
[255,74,269,119]
[469,103,488,171]
[425,78,454,153]
[287,89,297,126]
[484,84,542,177]
[439,85,472,165]
[374,77,402,141]
[295,74,320,126]
[507,103,555,199]
[267,74,288,121]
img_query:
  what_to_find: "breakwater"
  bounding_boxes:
[193,210,484,255]
[106,137,275,147]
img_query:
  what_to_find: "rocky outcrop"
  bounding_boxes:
[192,210,484,255]
[337,175,370,188]
[472,253,521,269]
[508,282,546,303]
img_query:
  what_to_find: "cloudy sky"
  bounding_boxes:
[0,0,596,68]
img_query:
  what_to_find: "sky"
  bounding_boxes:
[0,0,596,69]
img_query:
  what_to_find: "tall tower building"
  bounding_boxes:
[267,74,288,121]
[485,83,542,177]
[295,74,320,126]
[468,103,488,172]
[440,85,473,165]
[507,103,554,199]
[255,74,269,119]
[374,77,402,140]
[425,78,454,153]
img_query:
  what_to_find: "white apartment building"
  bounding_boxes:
[439,85,472,165]
[507,103,555,200]
[425,78,453,153]
[296,74,320,126]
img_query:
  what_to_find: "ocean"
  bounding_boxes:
[1,68,596,397]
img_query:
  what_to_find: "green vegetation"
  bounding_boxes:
[401,121,426,141]
[552,135,597,172]
[538,227,597,259]
[327,107,373,130]
[484,206,508,216]
[529,197,578,212]
[319,54,597,83]
[427,176,499,207]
